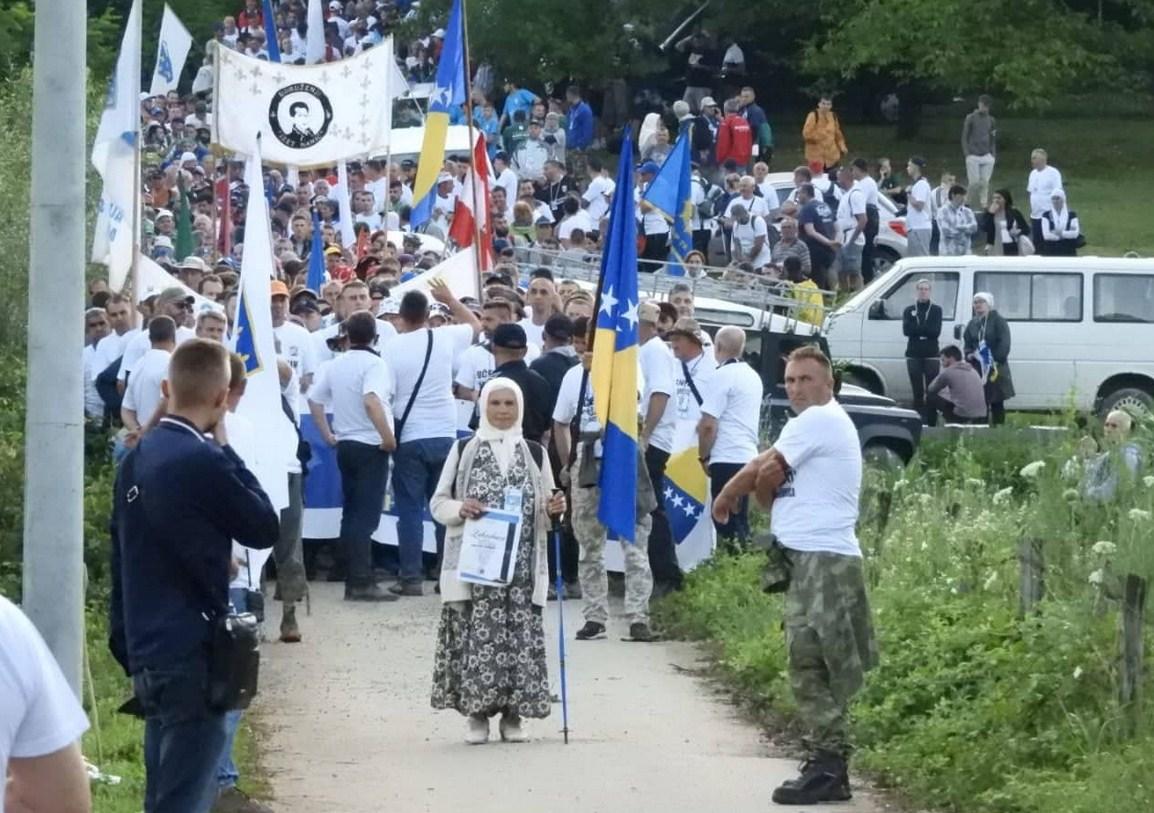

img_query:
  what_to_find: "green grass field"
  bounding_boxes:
[766,109,1153,257]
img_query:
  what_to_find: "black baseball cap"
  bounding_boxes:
[492,323,528,350]
[543,314,574,342]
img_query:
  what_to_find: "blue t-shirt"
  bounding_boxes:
[502,88,538,122]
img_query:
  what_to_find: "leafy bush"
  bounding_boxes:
[658,428,1154,813]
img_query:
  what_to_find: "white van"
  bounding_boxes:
[824,256,1154,414]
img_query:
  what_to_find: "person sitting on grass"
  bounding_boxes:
[1079,410,1142,502]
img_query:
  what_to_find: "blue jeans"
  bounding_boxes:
[134,656,229,813]
[216,588,248,790]
[392,436,453,583]
[336,441,391,589]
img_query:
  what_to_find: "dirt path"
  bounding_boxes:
[256,582,878,812]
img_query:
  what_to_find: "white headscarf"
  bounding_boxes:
[973,291,995,309]
[638,113,661,156]
[1049,188,1071,231]
[475,377,524,474]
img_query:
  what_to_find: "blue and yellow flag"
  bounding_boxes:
[306,210,325,291]
[592,130,640,542]
[409,0,466,228]
[663,448,709,542]
[261,0,282,62]
[641,132,694,276]
[233,290,263,375]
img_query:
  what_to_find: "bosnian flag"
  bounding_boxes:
[447,131,494,272]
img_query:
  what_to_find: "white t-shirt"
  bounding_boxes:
[494,167,519,207]
[518,318,547,348]
[1027,165,1063,218]
[639,336,677,453]
[553,362,599,435]
[274,321,318,411]
[455,341,540,394]
[635,186,669,236]
[906,178,933,230]
[387,324,475,442]
[582,175,616,223]
[755,177,776,203]
[732,215,773,268]
[558,209,596,242]
[308,347,394,445]
[725,194,770,221]
[91,329,137,380]
[83,345,104,419]
[769,399,862,556]
[118,326,193,381]
[122,348,171,426]
[836,187,867,246]
[674,350,716,424]
[699,360,762,465]
[0,595,89,805]
[856,175,880,207]
[313,318,397,364]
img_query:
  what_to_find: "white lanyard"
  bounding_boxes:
[159,417,208,443]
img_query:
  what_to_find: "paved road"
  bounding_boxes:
[256,582,877,812]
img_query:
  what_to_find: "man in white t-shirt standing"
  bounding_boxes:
[308,311,399,602]
[121,315,176,445]
[581,156,616,231]
[905,157,933,256]
[0,596,91,813]
[388,282,482,595]
[834,167,867,293]
[713,345,877,805]
[697,326,762,546]
[638,302,683,597]
[1026,147,1063,248]
[271,279,318,406]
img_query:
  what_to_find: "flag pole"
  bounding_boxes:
[459,0,484,294]
[130,3,143,320]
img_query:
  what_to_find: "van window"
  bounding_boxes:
[1094,274,1154,323]
[974,272,1082,321]
[695,307,755,328]
[878,272,959,320]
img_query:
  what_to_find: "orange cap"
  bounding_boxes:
[270,279,290,298]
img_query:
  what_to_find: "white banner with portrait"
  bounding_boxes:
[213,39,397,166]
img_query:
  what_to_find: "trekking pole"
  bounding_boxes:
[551,496,571,744]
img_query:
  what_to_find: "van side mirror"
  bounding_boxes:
[868,300,887,320]
[953,324,963,340]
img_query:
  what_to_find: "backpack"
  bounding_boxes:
[695,176,723,220]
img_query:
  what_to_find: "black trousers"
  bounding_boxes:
[640,232,670,272]
[862,205,879,284]
[336,441,390,590]
[692,228,712,257]
[645,444,684,589]
[906,356,941,426]
[709,462,750,544]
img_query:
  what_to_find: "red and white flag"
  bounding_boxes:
[448,132,494,272]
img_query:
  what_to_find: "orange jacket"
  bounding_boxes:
[802,110,847,169]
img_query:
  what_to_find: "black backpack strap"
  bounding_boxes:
[394,328,434,444]
[567,368,591,468]
[525,439,544,471]
[681,360,704,406]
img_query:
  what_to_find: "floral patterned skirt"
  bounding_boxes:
[430,580,551,719]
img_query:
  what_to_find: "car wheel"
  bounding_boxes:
[1099,386,1154,417]
[843,369,884,395]
[873,247,900,277]
[863,442,905,470]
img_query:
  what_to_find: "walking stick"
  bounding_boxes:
[551,500,571,744]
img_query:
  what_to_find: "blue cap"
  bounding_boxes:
[638,161,661,176]
[492,238,510,253]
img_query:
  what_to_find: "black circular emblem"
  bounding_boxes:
[268,83,334,150]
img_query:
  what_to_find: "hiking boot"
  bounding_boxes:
[771,752,852,805]
[499,713,527,743]
[388,581,423,597]
[564,580,582,599]
[212,786,274,813]
[344,584,399,602]
[465,714,490,745]
[627,622,659,642]
[575,621,606,640]
[279,604,302,643]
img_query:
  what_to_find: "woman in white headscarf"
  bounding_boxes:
[638,112,662,158]
[963,291,1015,424]
[1040,189,1082,256]
[430,378,566,745]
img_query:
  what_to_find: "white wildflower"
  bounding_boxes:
[983,572,999,591]
[1088,569,1105,585]
[894,479,907,491]
[993,487,1014,505]
[1144,475,1154,488]
[1073,666,1084,680]
[1062,488,1080,502]
[1091,540,1117,557]
[1020,460,1046,479]
[965,478,984,488]
[918,493,933,507]
[1129,508,1152,521]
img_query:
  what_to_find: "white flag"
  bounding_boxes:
[305,0,326,65]
[149,5,193,97]
[335,159,356,248]
[214,40,400,166]
[391,248,480,302]
[135,253,223,317]
[231,144,291,512]
[91,0,141,291]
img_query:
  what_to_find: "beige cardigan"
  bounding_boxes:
[429,438,556,607]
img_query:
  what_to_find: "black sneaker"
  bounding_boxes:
[388,581,424,597]
[575,621,606,640]
[627,622,659,642]
[344,584,399,602]
[771,753,852,805]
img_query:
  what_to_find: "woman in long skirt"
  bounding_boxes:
[430,378,566,744]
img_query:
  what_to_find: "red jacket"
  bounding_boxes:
[716,114,753,167]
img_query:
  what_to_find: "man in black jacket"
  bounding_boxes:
[110,339,280,813]
[474,323,553,444]
[902,278,944,425]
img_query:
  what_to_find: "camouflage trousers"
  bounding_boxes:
[570,475,653,625]
[783,549,878,756]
